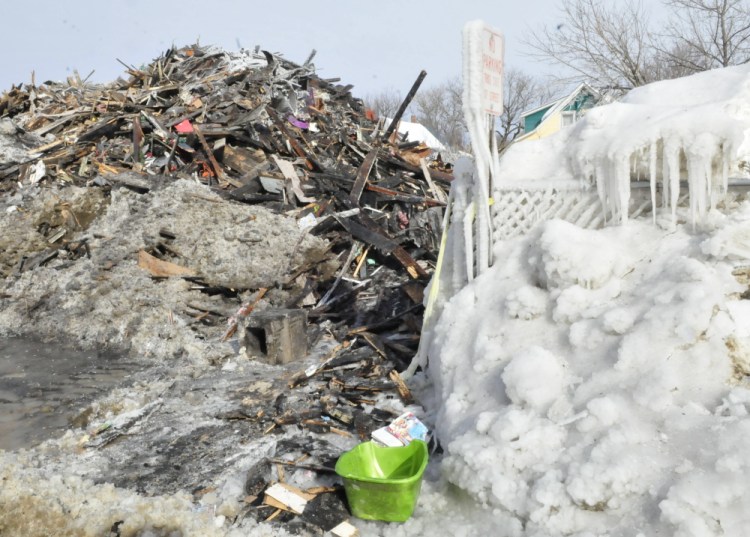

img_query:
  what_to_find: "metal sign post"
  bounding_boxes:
[462,20,504,277]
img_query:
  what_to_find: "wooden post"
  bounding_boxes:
[382,70,428,143]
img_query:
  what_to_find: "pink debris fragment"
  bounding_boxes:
[397,211,409,229]
[174,119,194,134]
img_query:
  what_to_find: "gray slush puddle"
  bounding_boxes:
[0,337,138,451]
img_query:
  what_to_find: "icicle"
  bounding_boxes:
[661,139,670,211]
[603,158,620,223]
[475,180,489,275]
[611,160,619,221]
[649,140,657,224]
[595,162,608,225]
[722,142,731,195]
[450,161,471,292]
[664,138,680,225]
[705,148,715,214]
[687,155,705,229]
[452,205,467,291]
[464,202,475,282]
[450,188,468,292]
[616,152,631,223]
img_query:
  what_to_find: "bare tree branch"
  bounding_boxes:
[496,69,554,151]
[523,0,658,89]
[412,77,466,149]
[659,0,750,71]
[364,87,403,120]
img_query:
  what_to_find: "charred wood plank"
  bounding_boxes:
[381,70,427,142]
[349,148,377,204]
[365,183,445,206]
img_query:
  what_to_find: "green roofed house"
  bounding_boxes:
[515,82,602,143]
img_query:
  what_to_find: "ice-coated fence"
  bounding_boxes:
[405,176,748,378]
[491,187,604,240]
[490,182,750,241]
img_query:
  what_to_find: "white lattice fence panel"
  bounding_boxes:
[491,185,748,242]
[492,189,604,240]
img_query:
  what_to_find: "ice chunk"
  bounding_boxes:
[502,347,569,412]
[530,220,622,289]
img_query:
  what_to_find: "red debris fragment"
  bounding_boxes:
[174,119,194,134]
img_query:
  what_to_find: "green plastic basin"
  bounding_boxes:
[335,440,429,522]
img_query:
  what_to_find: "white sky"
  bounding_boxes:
[1,0,564,98]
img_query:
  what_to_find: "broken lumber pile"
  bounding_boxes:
[1,44,452,370]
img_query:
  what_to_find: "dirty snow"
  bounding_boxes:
[0,178,328,364]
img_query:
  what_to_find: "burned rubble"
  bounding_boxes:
[0,44,451,534]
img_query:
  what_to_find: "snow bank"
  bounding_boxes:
[498,64,750,225]
[422,207,750,535]
[387,118,446,151]
[0,179,327,364]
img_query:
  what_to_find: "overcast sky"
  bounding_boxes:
[2,0,565,98]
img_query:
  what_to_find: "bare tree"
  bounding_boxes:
[659,0,750,71]
[364,87,403,120]
[364,71,550,151]
[524,0,657,89]
[412,77,466,149]
[496,69,554,151]
[525,0,750,89]
[649,41,705,80]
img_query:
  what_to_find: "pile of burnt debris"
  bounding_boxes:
[0,44,451,361]
[0,44,452,533]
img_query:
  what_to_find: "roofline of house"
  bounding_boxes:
[520,100,559,119]
[520,81,600,120]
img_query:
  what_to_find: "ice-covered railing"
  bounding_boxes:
[577,119,736,226]
[502,63,750,227]
[407,58,750,378]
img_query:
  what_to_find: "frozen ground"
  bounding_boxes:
[0,337,138,451]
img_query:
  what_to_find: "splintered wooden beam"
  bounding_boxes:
[382,70,427,143]
[392,245,428,279]
[354,210,430,279]
[335,217,397,254]
[381,153,454,182]
[334,216,427,279]
[349,148,378,204]
[389,369,414,404]
[365,183,445,207]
